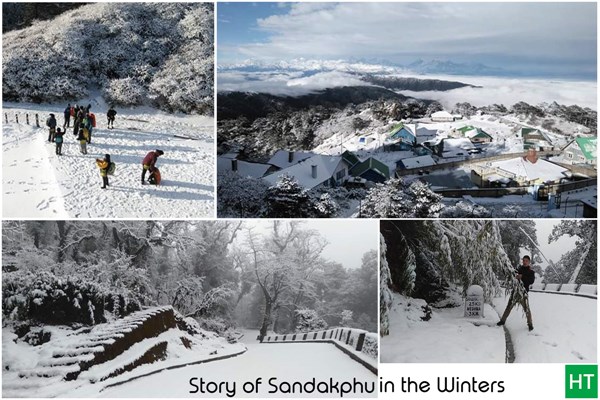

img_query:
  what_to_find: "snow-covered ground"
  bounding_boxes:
[382,292,596,363]
[2,102,214,218]
[381,294,505,363]
[492,292,597,363]
[75,330,376,398]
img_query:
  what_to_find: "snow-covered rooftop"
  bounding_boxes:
[267,150,315,169]
[217,157,271,179]
[398,155,436,169]
[263,155,343,190]
[491,157,569,182]
[431,111,454,120]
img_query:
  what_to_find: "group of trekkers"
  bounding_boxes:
[45,105,163,189]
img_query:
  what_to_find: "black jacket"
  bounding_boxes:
[517,265,535,292]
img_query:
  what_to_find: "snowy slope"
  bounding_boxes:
[2,102,214,218]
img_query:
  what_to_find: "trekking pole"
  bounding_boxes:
[26,114,29,125]
[36,114,40,127]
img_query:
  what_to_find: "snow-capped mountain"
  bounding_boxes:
[407,59,507,76]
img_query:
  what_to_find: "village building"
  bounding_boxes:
[217,153,274,178]
[431,110,455,122]
[561,137,597,166]
[396,155,437,170]
[456,125,493,144]
[267,150,315,170]
[521,128,554,151]
[262,154,350,190]
[471,149,570,187]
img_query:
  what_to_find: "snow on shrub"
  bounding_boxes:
[295,309,328,333]
[2,270,141,325]
[2,3,213,114]
[361,333,378,359]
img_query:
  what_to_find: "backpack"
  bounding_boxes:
[89,113,96,127]
[107,162,116,175]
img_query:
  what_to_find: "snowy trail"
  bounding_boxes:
[88,336,376,398]
[2,124,68,217]
[3,103,215,218]
[492,292,596,363]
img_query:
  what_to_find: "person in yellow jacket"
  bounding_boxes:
[96,154,111,189]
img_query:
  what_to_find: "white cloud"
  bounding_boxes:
[397,74,597,110]
[218,70,369,96]
[232,2,596,74]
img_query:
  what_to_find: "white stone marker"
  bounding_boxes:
[464,284,484,318]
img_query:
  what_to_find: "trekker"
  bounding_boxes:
[96,154,111,189]
[82,114,93,144]
[497,255,535,331]
[141,149,164,185]
[86,103,92,113]
[55,128,65,156]
[46,113,57,142]
[77,128,87,155]
[63,104,71,128]
[107,107,117,129]
[73,106,83,136]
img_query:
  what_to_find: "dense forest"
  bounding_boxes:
[2,221,377,339]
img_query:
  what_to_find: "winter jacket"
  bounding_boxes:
[142,151,159,167]
[96,159,109,177]
[55,131,64,144]
[77,130,86,142]
[46,116,57,129]
[517,265,535,292]
[107,109,117,118]
[64,107,71,117]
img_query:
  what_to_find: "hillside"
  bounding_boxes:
[2,3,213,114]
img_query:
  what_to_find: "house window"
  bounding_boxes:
[568,153,573,158]
[336,169,346,181]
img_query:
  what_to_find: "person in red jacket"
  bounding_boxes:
[141,149,164,185]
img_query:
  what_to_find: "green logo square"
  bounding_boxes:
[566,365,598,398]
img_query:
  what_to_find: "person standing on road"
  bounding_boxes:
[497,255,535,331]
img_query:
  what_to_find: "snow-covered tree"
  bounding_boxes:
[341,310,353,326]
[294,309,328,333]
[359,179,443,218]
[548,221,596,284]
[379,233,392,337]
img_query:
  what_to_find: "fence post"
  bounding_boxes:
[26,114,29,125]
[356,333,366,352]
[35,114,40,128]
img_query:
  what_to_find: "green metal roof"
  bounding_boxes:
[388,122,405,137]
[521,128,538,136]
[341,150,360,167]
[575,137,597,160]
[349,157,390,179]
[457,125,475,133]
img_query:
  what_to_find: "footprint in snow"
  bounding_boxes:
[571,351,585,360]
[37,200,48,210]
[542,341,558,347]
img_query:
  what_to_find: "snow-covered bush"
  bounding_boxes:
[360,178,443,218]
[295,309,328,333]
[196,317,240,343]
[440,201,492,218]
[379,234,392,336]
[341,310,353,327]
[3,3,213,114]
[361,333,378,359]
[265,175,340,218]
[217,171,269,218]
[2,270,140,325]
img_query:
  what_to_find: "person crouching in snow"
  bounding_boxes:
[77,128,87,155]
[141,149,164,185]
[96,154,111,189]
[55,128,65,156]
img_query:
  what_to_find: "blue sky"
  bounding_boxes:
[218,2,597,79]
